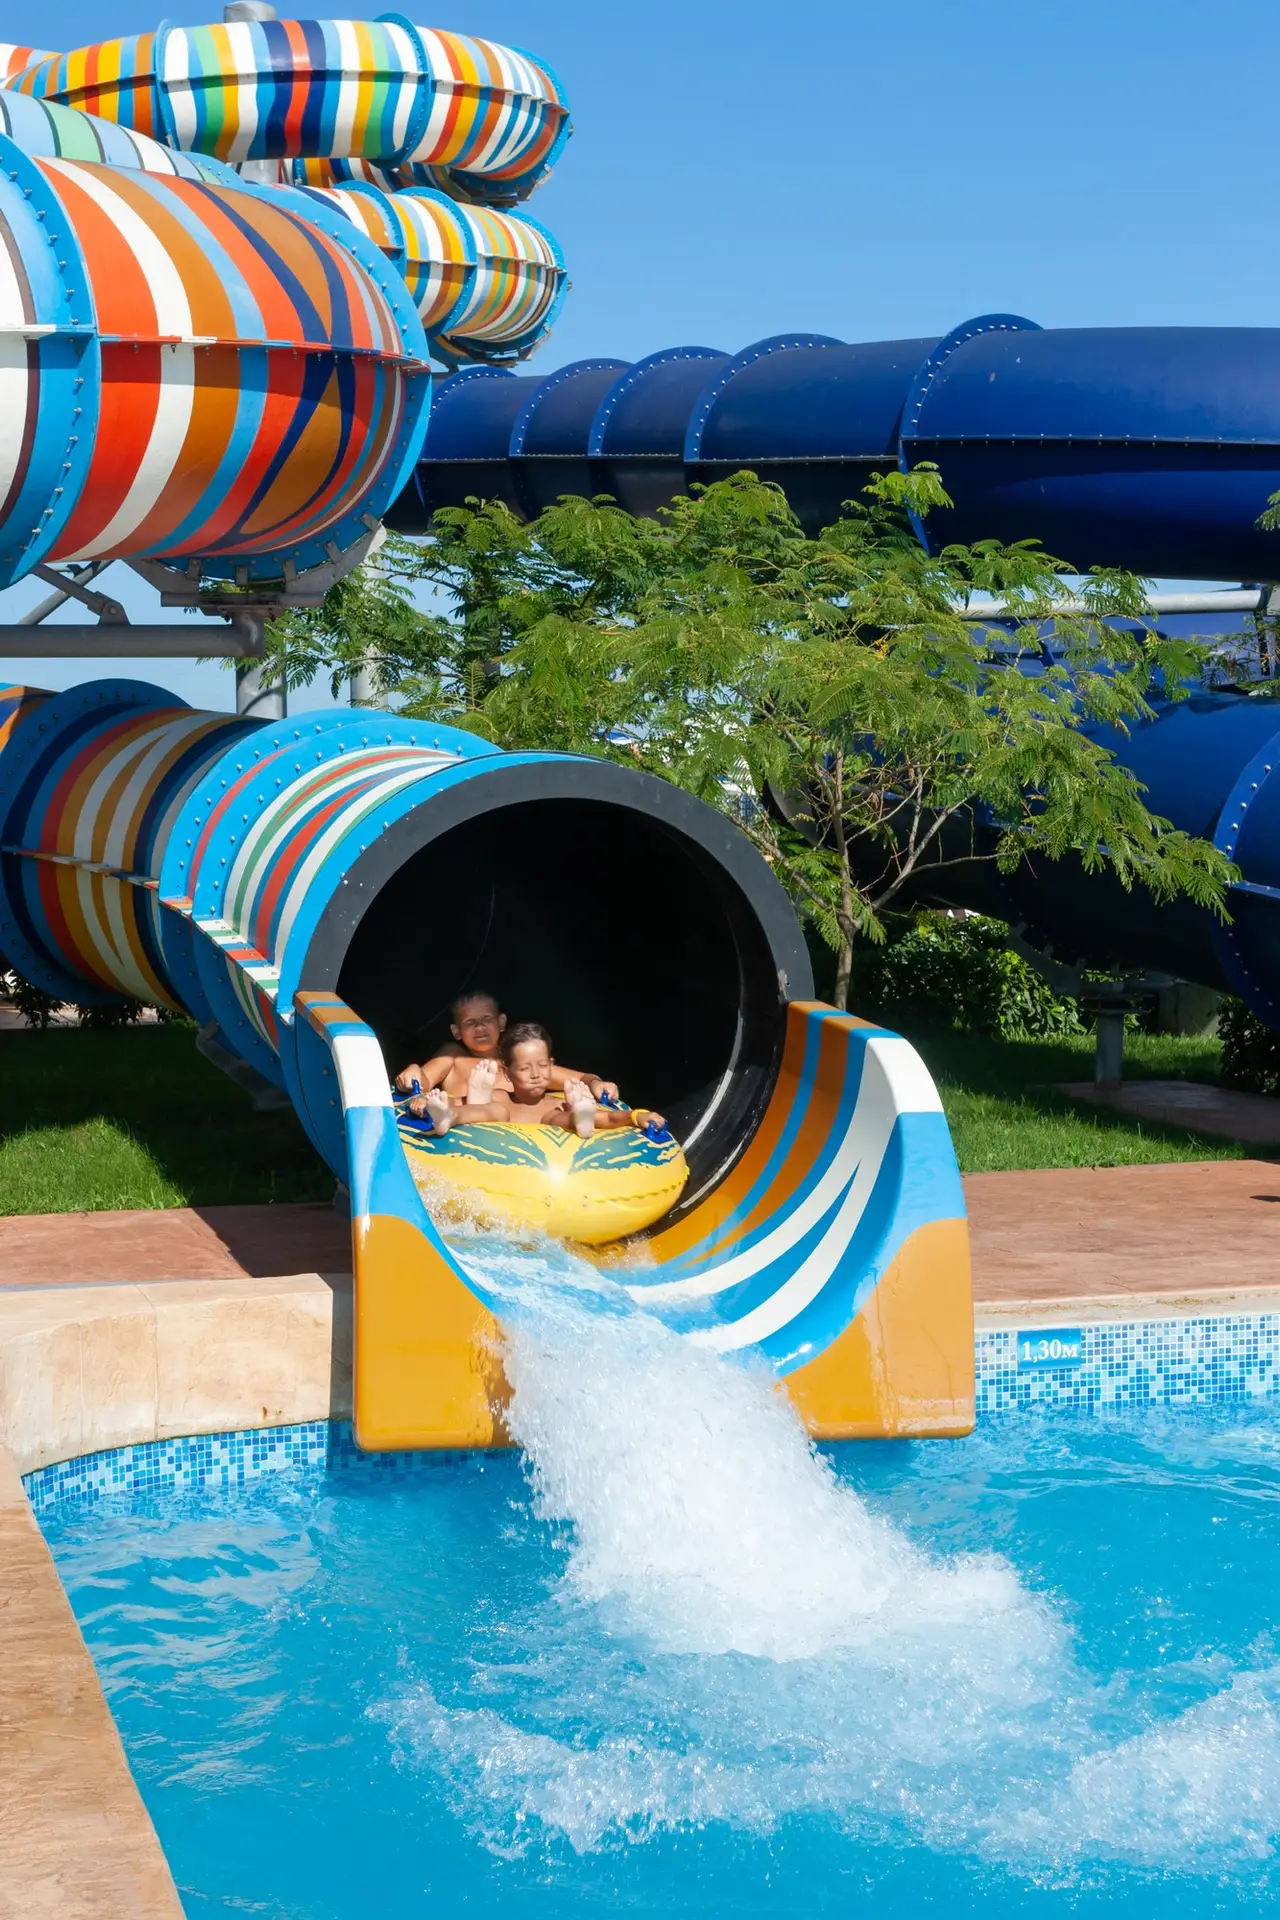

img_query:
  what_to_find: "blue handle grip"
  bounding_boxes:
[394,1079,435,1133]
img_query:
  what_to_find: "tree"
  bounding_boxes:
[262,471,1236,1009]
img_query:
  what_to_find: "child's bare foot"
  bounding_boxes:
[467,1057,499,1105]
[564,1077,597,1138]
[424,1089,454,1135]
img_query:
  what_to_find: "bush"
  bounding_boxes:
[0,969,60,1028]
[850,913,1082,1039]
[1,965,182,1030]
[1218,997,1280,1096]
[76,1000,146,1031]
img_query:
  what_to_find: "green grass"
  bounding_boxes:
[0,1026,331,1215]
[0,1022,1262,1217]
[915,1028,1255,1174]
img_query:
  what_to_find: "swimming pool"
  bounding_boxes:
[33,1252,1280,1917]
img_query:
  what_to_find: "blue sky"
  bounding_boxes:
[4,0,1277,705]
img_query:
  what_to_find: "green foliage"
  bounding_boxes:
[1,966,185,1031]
[1,968,60,1028]
[851,913,1081,1039]
[1218,996,1280,1097]
[76,999,146,1031]
[262,472,1237,1008]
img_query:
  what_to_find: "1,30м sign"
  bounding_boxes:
[1017,1329,1084,1369]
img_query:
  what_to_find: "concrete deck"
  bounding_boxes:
[965,1159,1280,1302]
[1060,1077,1280,1144]
[0,1203,350,1287]
[0,1446,181,1917]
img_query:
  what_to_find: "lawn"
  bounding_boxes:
[0,1025,331,1215]
[0,1021,1260,1218]
[919,1027,1251,1173]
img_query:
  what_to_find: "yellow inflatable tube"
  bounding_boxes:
[396,1106,688,1245]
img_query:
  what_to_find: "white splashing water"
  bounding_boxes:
[496,1253,1034,1666]
[379,1234,1280,1878]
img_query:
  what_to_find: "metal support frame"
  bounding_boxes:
[0,618,267,657]
[0,521,384,714]
[349,656,377,705]
[960,587,1272,621]
[235,655,285,718]
[17,562,110,627]
[28,564,128,625]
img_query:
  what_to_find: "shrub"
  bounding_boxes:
[1,966,181,1030]
[76,999,146,1031]
[0,968,60,1028]
[850,913,1082,1040]
[1218,997,1280,1096]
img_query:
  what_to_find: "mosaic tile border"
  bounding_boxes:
[21,1422,471,1516]
[22,1312,1280,1511]
[976,1311,1280,1416]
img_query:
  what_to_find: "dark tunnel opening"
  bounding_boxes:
[317,778,813,1211]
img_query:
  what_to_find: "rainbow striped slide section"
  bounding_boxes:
[0,678,973,1451]
[302,993,974,1451]
[0,18,570,364]
[0,16,574,590]
[0,26,569,373]
[0,131,430,590]
[4,21,568,200]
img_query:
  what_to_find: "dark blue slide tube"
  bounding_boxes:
[390,318,1280,1019]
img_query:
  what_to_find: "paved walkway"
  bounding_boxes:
[1060,1078,1280,1144]
[1,1161,1278,1300]
[0,1203,350,1286]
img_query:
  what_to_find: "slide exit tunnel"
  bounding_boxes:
[0,680,808,1205]
[0,680,975,1450]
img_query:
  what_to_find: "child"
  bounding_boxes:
[420,1023,665,1140]
[396,990,618,1107]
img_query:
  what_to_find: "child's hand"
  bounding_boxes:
[395,1066,421,1092]
[587,1076,620,1103]
[408,1094,427,1116]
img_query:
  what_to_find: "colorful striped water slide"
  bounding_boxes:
[0,679,974,1449]
[0,121,431,590]
[0,21,569,369]
[0,59,568,593]
[2,19,569,199]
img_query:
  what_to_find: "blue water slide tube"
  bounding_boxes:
[394,316,1280,580]
[387,316,1280,1014]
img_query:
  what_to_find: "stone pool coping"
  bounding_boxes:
[0,1271,354,1915]
[0,1444,182,1916]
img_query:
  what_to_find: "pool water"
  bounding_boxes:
[37,1244,1280,1917]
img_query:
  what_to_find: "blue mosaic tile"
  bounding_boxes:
[21,1421,471,1515]
[975,1313,1280,1417]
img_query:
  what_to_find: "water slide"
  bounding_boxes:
[0,16,1275,1451]
[0,681,972,1446]
[404,325,1280,1022]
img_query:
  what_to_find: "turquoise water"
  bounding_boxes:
[37,1244,1280,1916]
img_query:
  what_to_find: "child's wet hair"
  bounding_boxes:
[500,1021,552,1063]
[450,988,500,1022]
